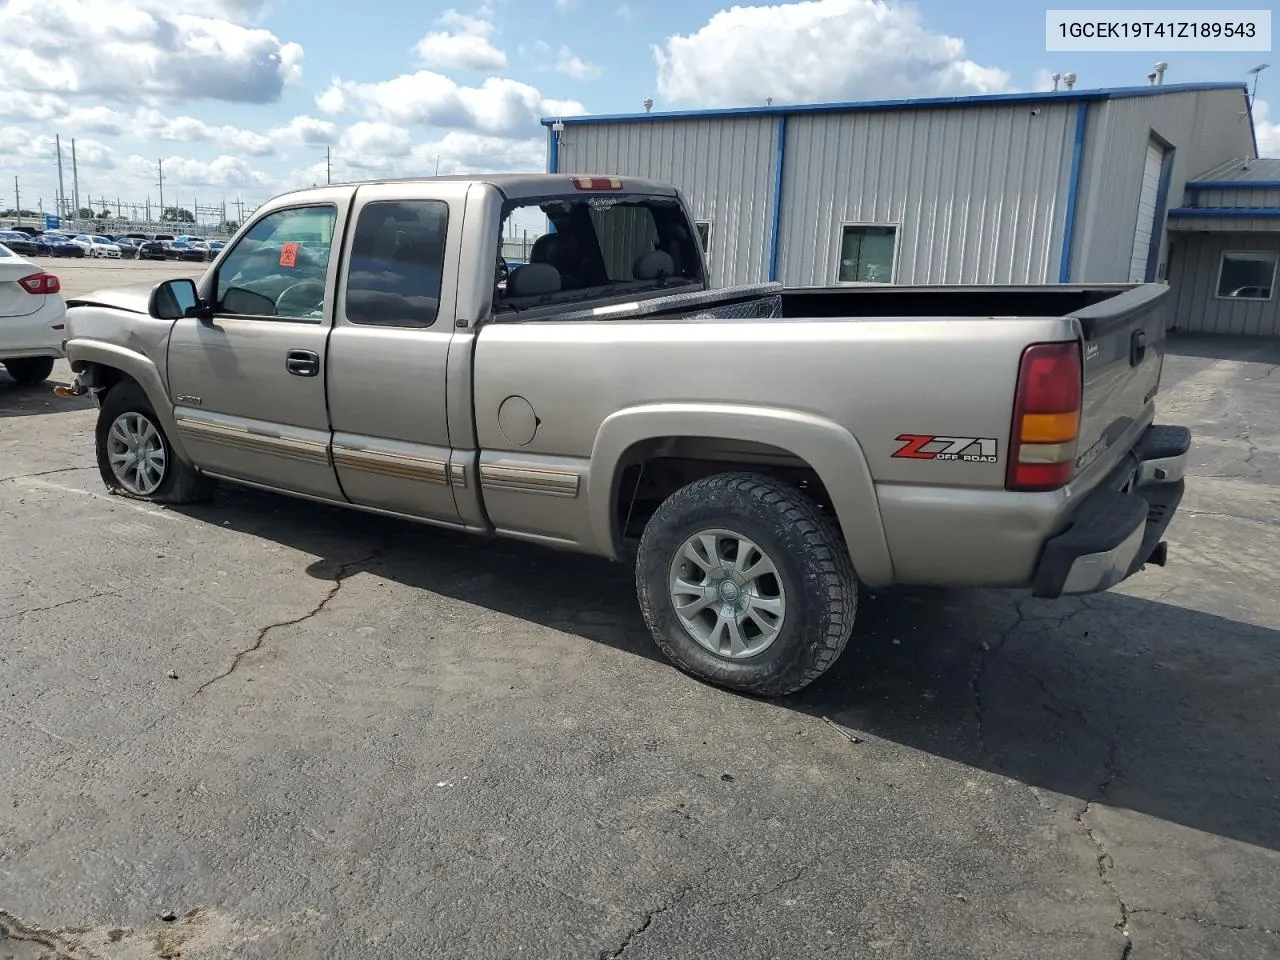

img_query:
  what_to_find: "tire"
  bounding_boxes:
[95,381,214,504]
[636,472,857,697]
[3,357,55,385]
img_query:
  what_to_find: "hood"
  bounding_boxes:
[65,281,159,315]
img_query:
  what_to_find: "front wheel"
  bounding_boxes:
[95,381,213,504]
[636,472,858,697]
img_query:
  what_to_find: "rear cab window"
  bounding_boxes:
[495,193,704,317]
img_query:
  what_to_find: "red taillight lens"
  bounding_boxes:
[1006,341,1082,492]
[18,272,60,295]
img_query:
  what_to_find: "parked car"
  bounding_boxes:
[70,235,122,258]
[135,240,169,261]
[0,230,39,256]
[59,174,1189,696]
[42,234,86,258]
[166,239,211,262]
[0,243,65,385]
[113,238,144,256]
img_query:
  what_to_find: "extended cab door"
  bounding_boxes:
[166,193,351,499]
[324,181,470,524]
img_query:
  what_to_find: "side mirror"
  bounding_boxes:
[149,278,209,321]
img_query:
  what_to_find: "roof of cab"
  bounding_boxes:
[273,173,679,203]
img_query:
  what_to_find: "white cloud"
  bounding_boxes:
[1032,68,1057,92]
[1253,98,1280,157]
[653,0,1011,106]
[317,72,585,136]
[617,4,636,21]
[553,46,602,81]
[130,153,270,188]
[1,126,116,167]
[338,121,413,164]
[0,0,305,105]
[415,5,507,71]
[134,109,275,156]
[271,115,338,146]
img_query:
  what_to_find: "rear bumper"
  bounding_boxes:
[1031,424,1189,599]
[0,298,67,359]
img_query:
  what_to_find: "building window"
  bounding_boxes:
[694,221,711,252]
[838,224,896,284]
[1216,251,1277,301]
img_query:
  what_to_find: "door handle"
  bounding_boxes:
[286,349,320,377]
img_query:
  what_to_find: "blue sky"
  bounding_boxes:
[0,0,1274,214]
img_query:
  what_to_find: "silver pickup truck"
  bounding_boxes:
[59,174,1189,696]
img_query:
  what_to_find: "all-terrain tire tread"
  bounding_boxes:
[636,471,857,697]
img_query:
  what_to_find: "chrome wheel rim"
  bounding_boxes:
[107,411,167,496]
[668,528,787,659]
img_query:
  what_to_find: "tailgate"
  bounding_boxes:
[1070,284,1168,482]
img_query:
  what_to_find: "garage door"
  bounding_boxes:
[1128,140,1165,283]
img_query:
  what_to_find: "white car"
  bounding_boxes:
[70,234,122,258]
[0,244,66,384]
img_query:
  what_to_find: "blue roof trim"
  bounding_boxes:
[1059,102,1088,284]
[767,116,787,283]
[541,82,1246,127]
[1186,180,1280,190]
[1168,207,1280,219]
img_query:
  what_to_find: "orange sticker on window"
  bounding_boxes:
[279,242,299,268]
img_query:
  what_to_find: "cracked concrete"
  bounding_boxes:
[195,549,383,695]
[1,332,1278,959]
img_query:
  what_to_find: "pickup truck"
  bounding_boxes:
[58,173,1189,696]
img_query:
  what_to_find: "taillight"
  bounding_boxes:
[1006,341,1082,491]
[571,176,623,190]
[18,272,60,295]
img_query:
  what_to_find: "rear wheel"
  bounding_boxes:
[3,357,55,385]
[636,472,858,697]
[95,381,213,504]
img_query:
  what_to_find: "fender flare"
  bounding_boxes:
[587,403,894,587]
[66,339,195,466]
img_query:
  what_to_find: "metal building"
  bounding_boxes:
[1165,158,1280,336]
[541,82,1258,301]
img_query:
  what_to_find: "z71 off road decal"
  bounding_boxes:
[893,434,999,463]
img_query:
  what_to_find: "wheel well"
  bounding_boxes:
[78,362,135,398]
[613,436,835,544]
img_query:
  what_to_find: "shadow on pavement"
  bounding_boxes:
[0,378,92,419]
[1164,333,1280,366]
[175,482,1280,858]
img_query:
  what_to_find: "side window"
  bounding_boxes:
[694,220,711,252]
[215,205,336,322]
[344,200,449,328]
[837,224,897,284]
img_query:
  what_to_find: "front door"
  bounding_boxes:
[167,194,352,499]
[324,181,469,524]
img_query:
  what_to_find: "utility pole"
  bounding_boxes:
[326,146,331,185]
[13,177,20,227]
[55,135,66,220]
[157,159,165,223]
[71,139,80,218]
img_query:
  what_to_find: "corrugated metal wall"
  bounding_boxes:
[1071,88,1254,282]
[1168,231,1280,335]
[1190,186,1280,209]
[554,117,778,287]
[778,103,1077,286]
